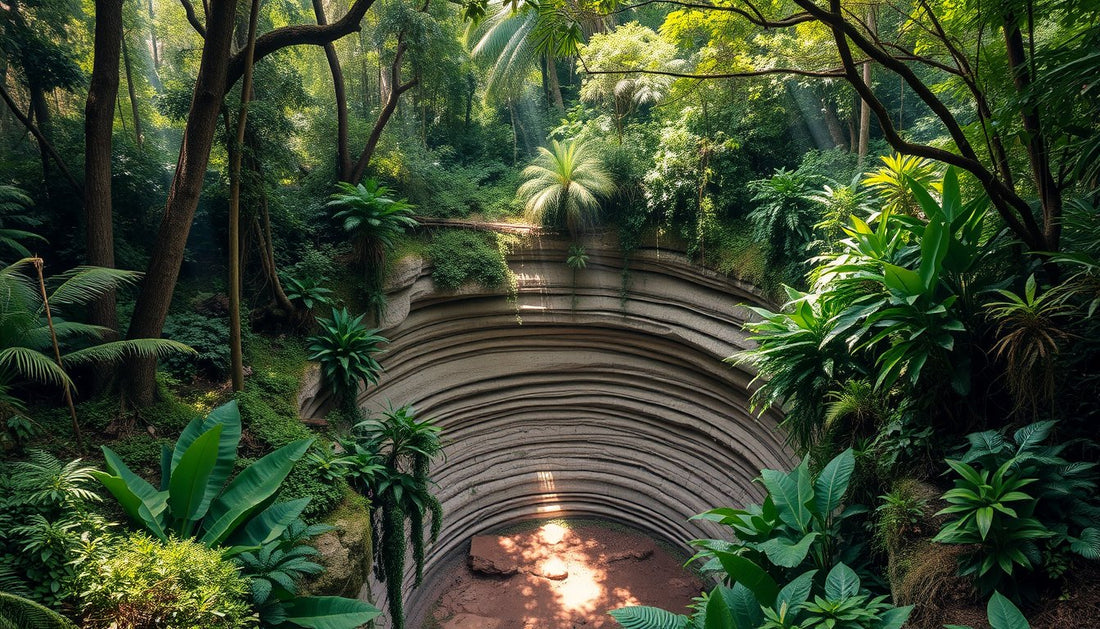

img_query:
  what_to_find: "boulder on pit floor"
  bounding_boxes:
[468,535,519,576]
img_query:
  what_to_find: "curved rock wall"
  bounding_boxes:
[300,233,792,624]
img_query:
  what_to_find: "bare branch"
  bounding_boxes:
[179,0,205,37]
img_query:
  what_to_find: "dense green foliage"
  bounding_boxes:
[427,229,511,291]
[1,0,1098,623]
[79,533,256,629]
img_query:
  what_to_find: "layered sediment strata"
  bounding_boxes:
[299,233,791,624]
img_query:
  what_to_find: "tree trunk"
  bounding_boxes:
[547,55,565,113]
[856,8,875,162]
[313,0,351,180]
[227,0,260,392]
[348,35,416,183]
[822,97,847,149]
[124,0,240,405]
[84,0,123,335]
[122,36,144,150]
[147,0,160,68]
[1002,12,1060,251]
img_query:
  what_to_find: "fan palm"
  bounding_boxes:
[327,180,417,284]
[0,259,192,415]
[0,185,46,260]
[518,139,615,237]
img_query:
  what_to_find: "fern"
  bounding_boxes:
[0,592,77,629]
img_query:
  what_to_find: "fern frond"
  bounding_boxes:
[61,338,195,367]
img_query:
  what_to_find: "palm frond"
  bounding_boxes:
[0,347,73,388]
[48,267,142,308]
[60,338,195,368]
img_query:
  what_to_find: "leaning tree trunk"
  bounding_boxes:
[312,0,352,180]
[84,0,123,334]
[124,0,240,406]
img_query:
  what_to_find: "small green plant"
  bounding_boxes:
[690,450,865,590]
[79,533,256,629]
[307,308,387,410]
[934,421,1100,597]
[235,519,380,628]
[283,275,335,311]
[328,179,417,282]
[875,486,927,551]
[932,459,1050,595]
[427,230,510,291]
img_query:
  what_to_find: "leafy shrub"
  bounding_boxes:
[427,230,510,291]
[0,451,114,608]
[307,309,387,409]
[610,450,912,628]
[79,533,255,629]
[161,310,231,381]
[933,421,1100,598]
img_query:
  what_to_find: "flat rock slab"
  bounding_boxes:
[468,527,657,579]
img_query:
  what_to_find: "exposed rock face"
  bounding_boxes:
[468,535,520,576]
[298,233,791,625]
[303,498,373,600]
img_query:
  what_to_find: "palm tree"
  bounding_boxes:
[349,404,442,629]
[517,139,615,237]
[327,180,418,286]
[0,258,192,438]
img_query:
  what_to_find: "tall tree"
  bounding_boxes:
[83,0,124,333]
[124,0,381,405]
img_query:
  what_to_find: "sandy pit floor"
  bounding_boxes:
[426,521,702,629]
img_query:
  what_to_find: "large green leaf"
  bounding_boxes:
[97,446,168,539]
[720,584,764,629]
[168,424,223,530]
[703,586,735,629]
[876,606,914,629]
[609,606,690,629]
[813,449,855,517]
[774,570,816,621]
[760,462,813,532]
[824,563,860,599]
[758,533,818,568]
[710,552,779,605]
[987,591,1030,629]
[172,401,242,478]
[882,263,924,296]
[89,471,167,541]
[279,596,382,629]
[228,497,312,549]
[919,217,950,290]
[200,438,312,546]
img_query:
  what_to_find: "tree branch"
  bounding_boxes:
[0,83,83,196]
[225,0,377,91]
[179,0,206,37]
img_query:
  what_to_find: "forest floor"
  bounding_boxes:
[426,521,701,628]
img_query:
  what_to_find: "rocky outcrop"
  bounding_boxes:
[302,495,373,600]
[299,232,792,625]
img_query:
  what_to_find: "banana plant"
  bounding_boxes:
[92,401,313,555]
